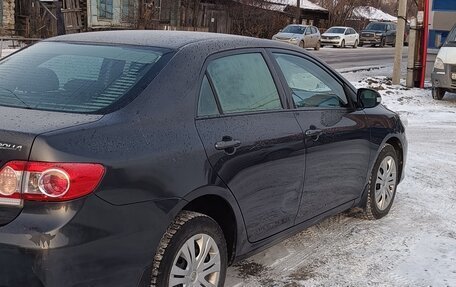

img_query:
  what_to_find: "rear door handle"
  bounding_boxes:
[305,129,323,137]
[215,138,241,151]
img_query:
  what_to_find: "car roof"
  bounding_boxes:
[45,30,275,50]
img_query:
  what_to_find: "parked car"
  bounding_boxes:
[321,26,360,48]
[360,21,397,47]
[432,24,456,100]
[0,31,407,287]
[272,24,321,50]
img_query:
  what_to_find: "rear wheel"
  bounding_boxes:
[361,144,398,220]
[432,87,446,100]
[151,211,227,287]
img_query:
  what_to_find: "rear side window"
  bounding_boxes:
[198,75,219,117]
[205,53,282,114]
[0,42,168,113]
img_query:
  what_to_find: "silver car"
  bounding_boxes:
[272,24,321,50]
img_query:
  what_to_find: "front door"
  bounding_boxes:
[270,51,371,222]
[195,51,306,242]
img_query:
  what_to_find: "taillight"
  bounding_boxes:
[0,161,105,206]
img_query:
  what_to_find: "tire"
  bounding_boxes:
[151,211,228,287]
[361,144,399,220]
[432,87,445,100]
[340,40,345,48]
[380,38,386,47]
[353,40,358,48]
[359,42,364,47]
[314,41,321,51]
[299,41,304,48]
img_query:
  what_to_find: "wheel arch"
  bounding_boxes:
[385,136,404,180]
[176,186,246,265]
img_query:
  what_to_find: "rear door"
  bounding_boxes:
[195,50,306,242]
[269,50,371,222]
[304,28,313,48]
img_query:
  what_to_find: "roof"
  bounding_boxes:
[268,0,328,12]
[241,0,327,13]
[46,30,265,49]
[352,6,397,22]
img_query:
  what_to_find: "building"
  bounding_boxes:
[428,0,456,48]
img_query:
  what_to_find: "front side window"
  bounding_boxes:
[273,53,348,108]
[206,53,281,114]
[0,42,167,113]
[99,0,113,19]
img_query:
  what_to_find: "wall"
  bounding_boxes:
[1,0,15,34]
[429,0,456,48]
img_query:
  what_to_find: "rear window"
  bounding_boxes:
[0,42,169,113]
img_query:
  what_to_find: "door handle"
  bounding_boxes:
[305,128,323,141]
[215,136,241,154]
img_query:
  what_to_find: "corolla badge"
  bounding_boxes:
[0,141,23,151]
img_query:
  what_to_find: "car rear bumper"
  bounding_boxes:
[0,195,174,287]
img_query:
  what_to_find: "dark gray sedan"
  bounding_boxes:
[0,31,407,287]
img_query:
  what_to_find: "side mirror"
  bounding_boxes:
[357,88,381,108]
[279,29,283,32]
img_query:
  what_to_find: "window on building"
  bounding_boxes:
[99,0,113,19]
[122,0,135,22]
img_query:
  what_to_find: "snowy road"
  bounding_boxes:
[314,46,408,70]
[226,67,456,286]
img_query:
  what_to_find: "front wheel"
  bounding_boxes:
[362,144,399,220]
[380,38,386,47]
[314,41,321,51]
[353,40,358,48]
[299,40,305,48]
[432,87,445,100]
[340,40,345,48]
[151,211,228,287]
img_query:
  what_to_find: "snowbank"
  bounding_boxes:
[352,6,397,22]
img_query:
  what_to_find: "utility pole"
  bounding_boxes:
[406,17,418,87]
[392,0,407,85]
[296,0,301,24]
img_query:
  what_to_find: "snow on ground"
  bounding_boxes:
[0,49,18,58]
[226,66,456,286]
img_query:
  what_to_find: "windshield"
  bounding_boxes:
[0,42,169,113]
[446,26,456,43]
[326,27,346,34]
[365,23,387,31]
[282,25,306,34]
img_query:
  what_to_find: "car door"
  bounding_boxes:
[269,50,371,222]
[195,50,306,242]
[304,27,313,48]
[312,27,320,45]
[387,24,396,44]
